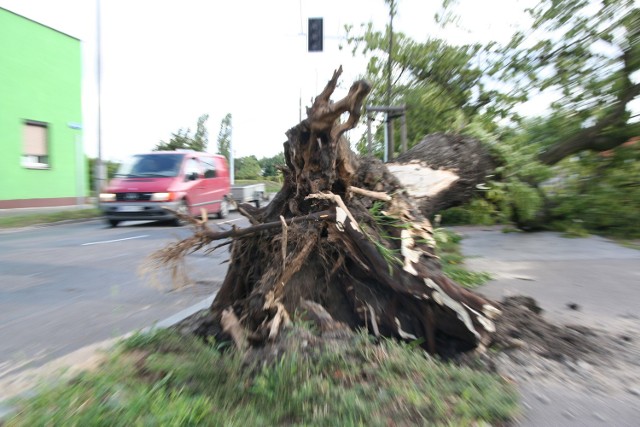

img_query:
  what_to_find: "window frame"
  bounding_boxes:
[22,120,50,169]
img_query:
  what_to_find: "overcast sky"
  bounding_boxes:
[1,0,536,162]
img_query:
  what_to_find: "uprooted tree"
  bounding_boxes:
[151,67,501,357]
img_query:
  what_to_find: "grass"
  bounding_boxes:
[5,327,519,426]
[234,179,282,193]
[0,208,101,229]
[434,228,493,288]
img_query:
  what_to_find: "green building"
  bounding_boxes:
[0,7,85,209]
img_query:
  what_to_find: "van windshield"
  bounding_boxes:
[115,153,185,178]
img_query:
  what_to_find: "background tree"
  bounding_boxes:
[217,113,232,161]
[258,152,285,179]
[192,114,209,152]
[346,23,520,157]
[88,157,119,191]
[154,114,209,152]
[234,155,262,180]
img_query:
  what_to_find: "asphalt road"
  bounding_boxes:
[0,214,246,380]
[455,226,640,427]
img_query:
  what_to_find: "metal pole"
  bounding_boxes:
[76,134,83,205]
[388,116,395,161]
[230,120,234,185]
[386,0,394,162]
[383,113,389,163]
[95,0,104,196]
[400,111,407,153]
[367,115,372,155]
[68,122,84,205]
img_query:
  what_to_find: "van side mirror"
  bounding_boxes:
[186,172,199,181]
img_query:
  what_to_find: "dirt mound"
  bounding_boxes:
[490,296,608,362]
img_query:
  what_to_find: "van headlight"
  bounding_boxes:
[150,192,172,202]
[99,193,116,202]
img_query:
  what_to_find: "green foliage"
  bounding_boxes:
[497,0,640,163]
[0,208,100,229]
[549,146,640,238]
[234,155,262,180]
[434,228,492,288]
[234,179,282,193]
[357,0,639,237]
[88,157,120,192]
[216,113,232,161]
[346,20,505,157]
[258,152,285,180]
[154,114,209,152]
[7,328,518,426]
[363,201,405,274]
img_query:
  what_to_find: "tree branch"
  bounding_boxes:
[539,82,640,165]
[201,211,335,241]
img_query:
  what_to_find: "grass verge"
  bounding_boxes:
[234,179,282,193]
[5,328,518,426]
[434,228,492,288]
[0,209,101,229]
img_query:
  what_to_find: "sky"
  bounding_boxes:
[0,0,537,162]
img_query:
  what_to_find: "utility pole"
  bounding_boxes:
[95,0,105,196]
[386,0,396,161]
[366,105,407,162]
[230,119,235,185]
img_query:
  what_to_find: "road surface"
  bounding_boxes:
[456,226,640,427]
[0,215,244,380]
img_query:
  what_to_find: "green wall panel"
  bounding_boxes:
[0,8,84,202]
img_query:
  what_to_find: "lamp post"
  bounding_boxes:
[95,0,105,195]
[68,122,84,206]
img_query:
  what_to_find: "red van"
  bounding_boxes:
[99,151,231,227]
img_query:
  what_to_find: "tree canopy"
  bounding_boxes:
[345,0,639,237]
[497,0,640,164]
[347,0,638,164]
[217,113,232,161]
[154,114,209,152]
[234,155,262,180]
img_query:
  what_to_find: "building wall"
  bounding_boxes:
[0,7,84,208]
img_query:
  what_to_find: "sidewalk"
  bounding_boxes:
[0,203,97,218]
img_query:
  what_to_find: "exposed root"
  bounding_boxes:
[306,192,360,232]
[147,68,499,357]
[348,186,392,201]
[221,308,248,351]
[280,215,288,271]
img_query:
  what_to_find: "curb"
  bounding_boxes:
[0,216,102,234]
[0,293,216,421]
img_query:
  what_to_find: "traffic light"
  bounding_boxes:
[308,18,323,52]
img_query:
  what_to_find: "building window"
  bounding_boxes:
[22,121,49,169]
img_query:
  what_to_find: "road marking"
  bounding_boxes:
[81,235,148,246]
[217,218,242,225]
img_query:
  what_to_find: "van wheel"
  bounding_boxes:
[172,199,189,226]
[107,219,120,228]
[217,197,229,219]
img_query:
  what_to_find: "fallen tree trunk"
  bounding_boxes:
[390,133,496,219]
[151,67,500,357]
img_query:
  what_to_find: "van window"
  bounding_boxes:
[184,158,201,178]
[201,157,216,178]
[115,153,184,178]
